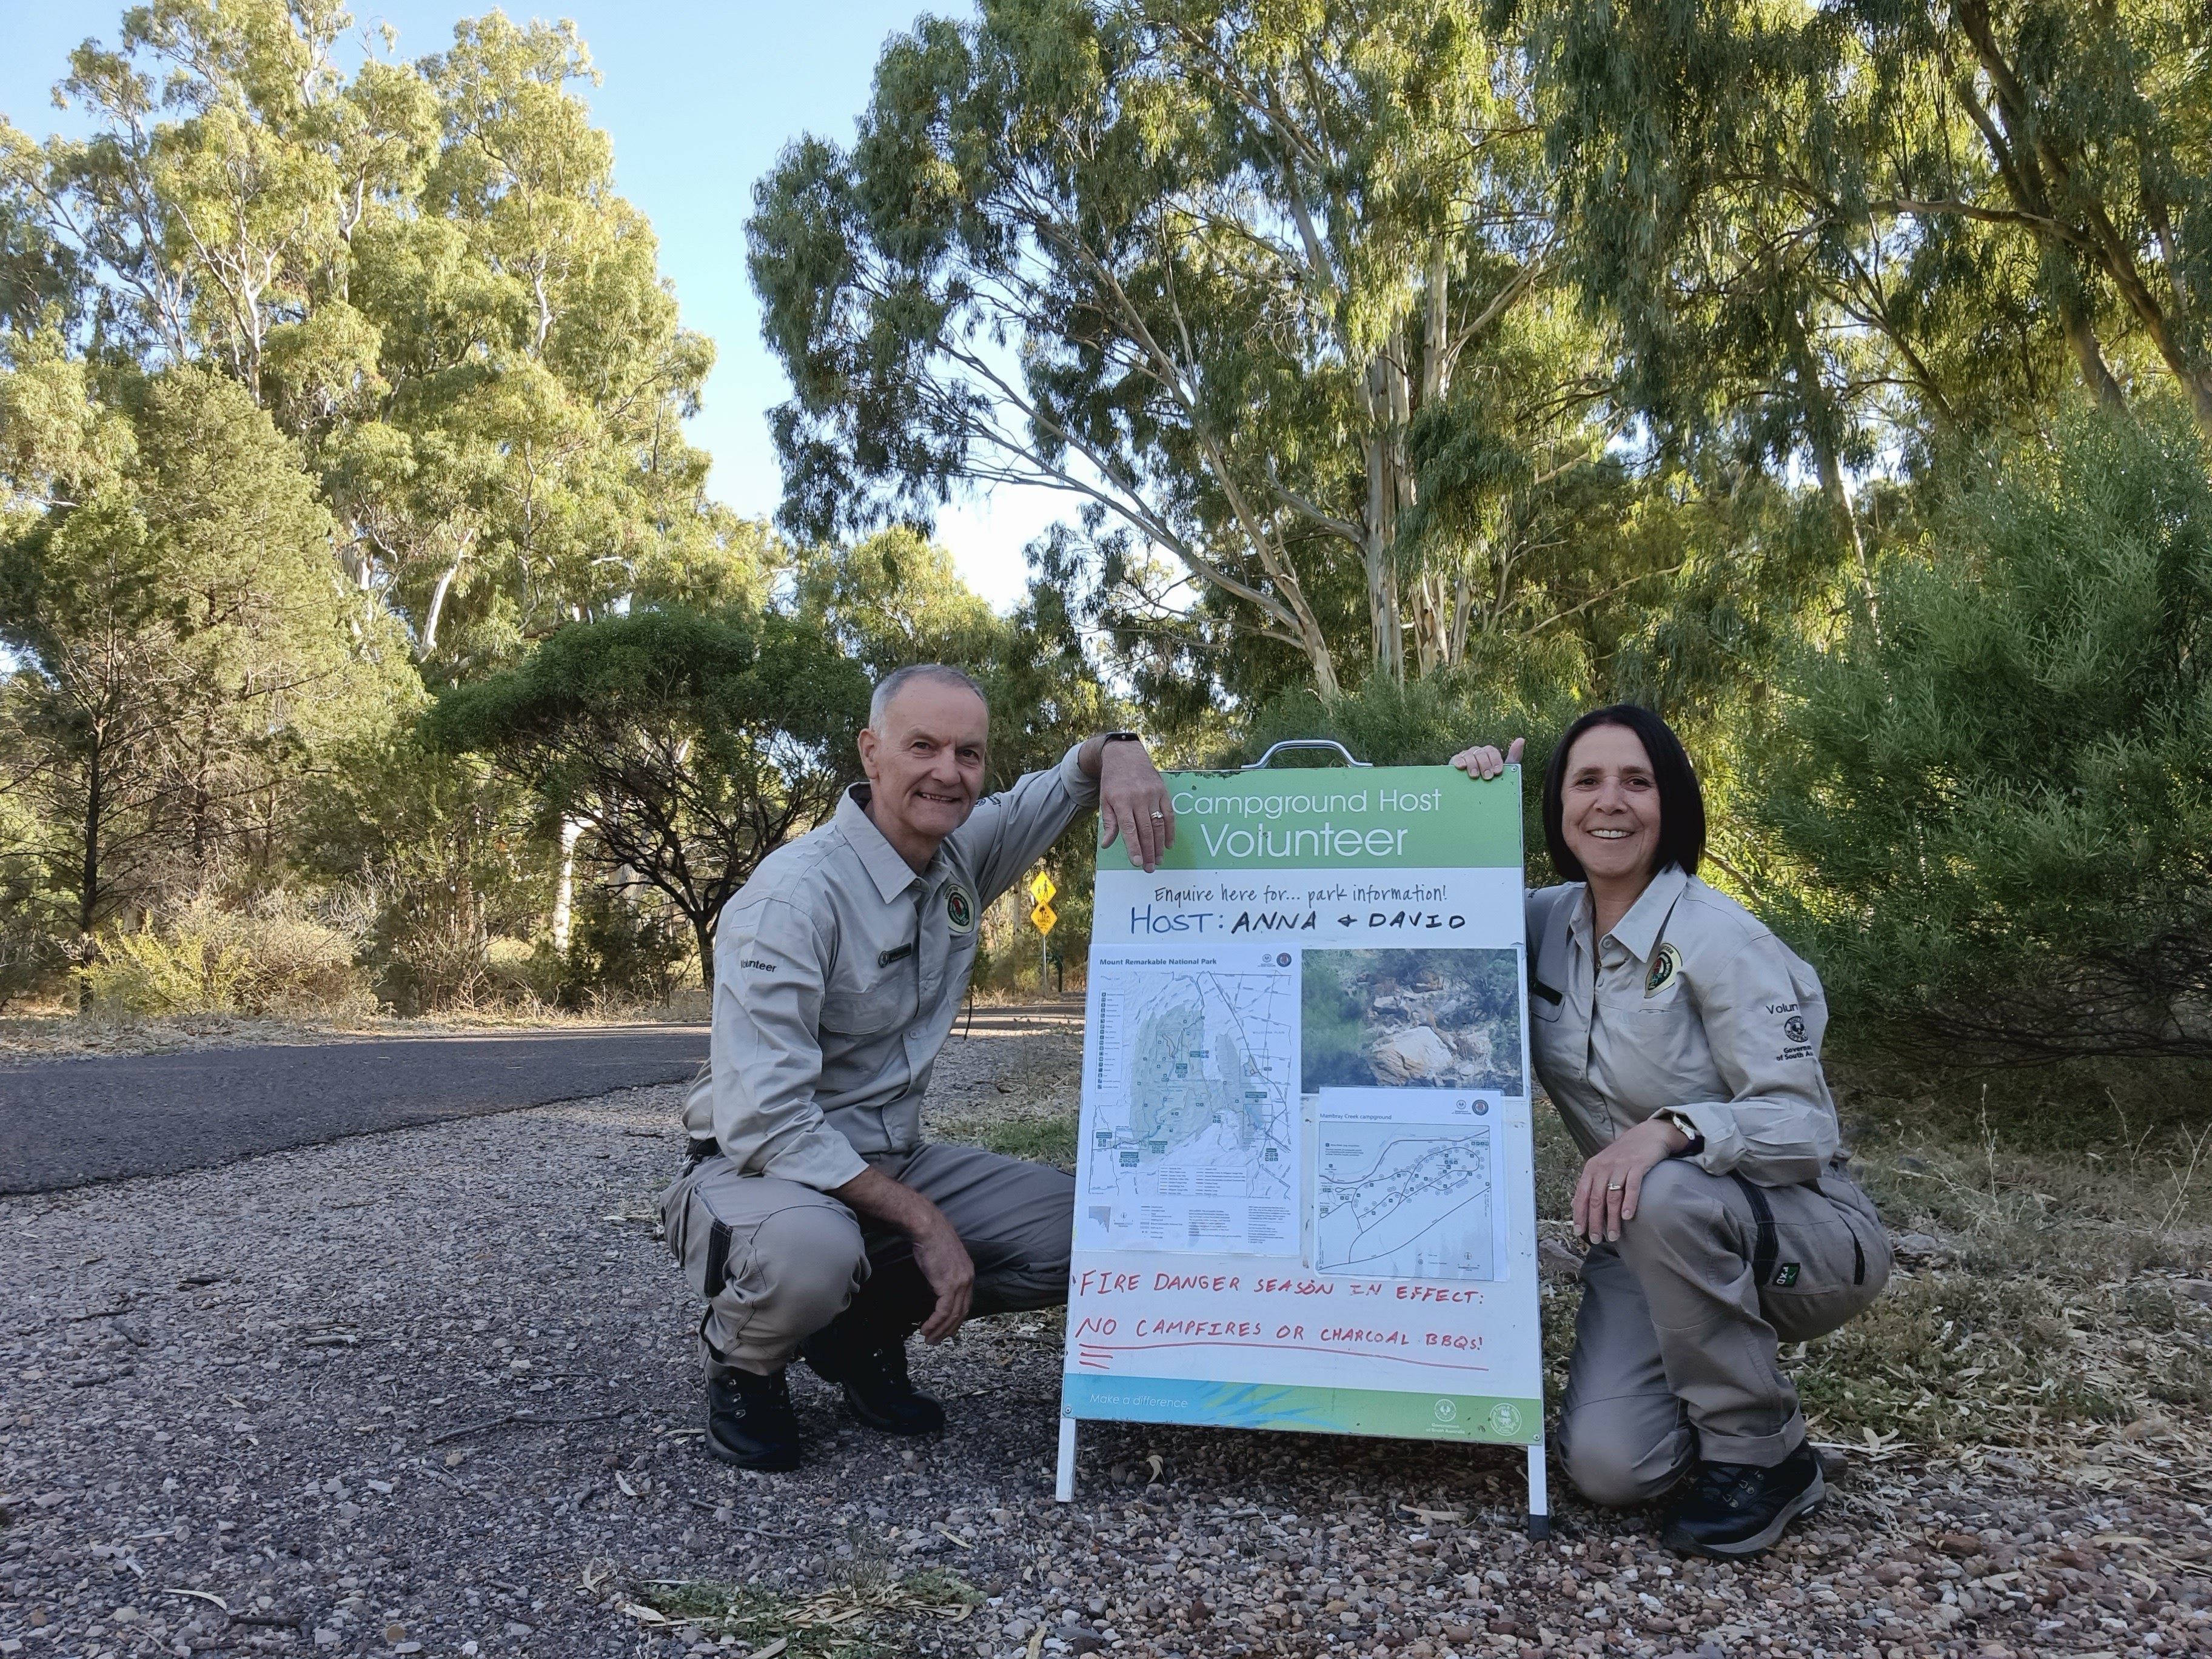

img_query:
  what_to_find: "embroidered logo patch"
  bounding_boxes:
[1773,1262,1801,1287]
[1644,942,1681,996]
[946,882,976,934]
[1783,1014,1808,1044]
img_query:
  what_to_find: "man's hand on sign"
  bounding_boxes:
[1095,737,1175,872]
[1450,737,1524,780]
[1572,1114,1692,1244]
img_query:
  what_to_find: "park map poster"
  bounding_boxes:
[1059,763,1546,1452]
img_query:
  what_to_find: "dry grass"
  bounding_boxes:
[0,984,712,1064]
[617,1557,984,1657]
[1530,1058,2212,1501]
[1776,1063,2212,1497]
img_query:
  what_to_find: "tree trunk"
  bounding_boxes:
[550,816,585,954]
[691,909,716,991]
[1785,307,1882,642]
[78,736,103,940]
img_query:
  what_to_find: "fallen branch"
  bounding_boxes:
[428,1409,620,1447]
[679,1498,803,1538]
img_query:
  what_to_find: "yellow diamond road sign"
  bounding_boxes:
[1030,902,1057,935]
[1028,870,1057,905]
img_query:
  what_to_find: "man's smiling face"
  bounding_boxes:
[856,678,990,863]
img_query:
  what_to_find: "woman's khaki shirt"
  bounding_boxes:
[1526,865,1840,1187]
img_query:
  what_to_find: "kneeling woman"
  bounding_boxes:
[1455,708,1889,1557]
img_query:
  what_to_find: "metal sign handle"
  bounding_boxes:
[1241,737,1373,770]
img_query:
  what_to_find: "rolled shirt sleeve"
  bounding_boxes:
[1671,933,1840,1186]
[954,742,1102,905]
[710,893,870,1191]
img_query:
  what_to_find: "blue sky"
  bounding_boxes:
[0,0,1065,608]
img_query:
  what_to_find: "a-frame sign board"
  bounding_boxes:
[1056,742,1550,1535]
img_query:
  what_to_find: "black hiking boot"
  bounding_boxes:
[801,1322,945,1436]
[1661,1441,1825,1557]
[705,1367,803,1471]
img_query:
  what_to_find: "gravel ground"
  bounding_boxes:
[4,1026,2208,1659]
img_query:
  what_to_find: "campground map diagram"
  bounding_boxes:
[1313,1122,1498,1279]
[1080,960,1297,1252]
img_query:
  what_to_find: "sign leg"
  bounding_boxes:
[1525,1438,1550,1540]
[1055,1417,1078,1503]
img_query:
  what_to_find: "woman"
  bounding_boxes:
[1453,706,1889,1557]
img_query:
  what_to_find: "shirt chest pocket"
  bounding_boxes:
[1529,978,1566,1025]
[820,971,916,1036]
[1595,987,1709,1086]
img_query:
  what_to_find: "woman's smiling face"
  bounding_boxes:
[1561,722,1662,888]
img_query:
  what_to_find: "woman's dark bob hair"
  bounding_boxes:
[1540,703,1706,883]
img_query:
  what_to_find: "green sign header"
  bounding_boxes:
[1099,764,1522,872]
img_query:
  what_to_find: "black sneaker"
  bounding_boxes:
[1660,1442,1824,1557]
[801,1329,945,1436]
[705,1368,803,1471]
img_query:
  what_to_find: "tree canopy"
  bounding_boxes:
[424,607,870,984]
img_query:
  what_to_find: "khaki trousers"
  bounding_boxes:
[660,1142,1074,1378]
[1557,1158,1891,1507]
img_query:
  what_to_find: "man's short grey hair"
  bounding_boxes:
[869,664,990,732]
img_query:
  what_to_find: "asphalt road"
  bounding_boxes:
[0,1025,708,1196]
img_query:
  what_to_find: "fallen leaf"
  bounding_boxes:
[933,1523,972,1550]
[1398,1504,1465,1524]
[159,1589,229,1615]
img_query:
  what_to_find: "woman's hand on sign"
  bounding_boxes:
[1573,1115,1692,1244]
[1450,737,1524,780]
[1097,737,1176,871]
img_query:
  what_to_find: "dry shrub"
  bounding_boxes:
[83,891,374,1017]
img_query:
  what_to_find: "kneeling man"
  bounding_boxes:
[660,665,1170,1469]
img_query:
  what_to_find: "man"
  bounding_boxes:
[659,664,1173,1469]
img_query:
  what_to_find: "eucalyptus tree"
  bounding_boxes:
[1851,0,2212,433]
[1526,0,2212,484]
[750,0,1580,696]
[0,366,397,941]
[1,0,721,673]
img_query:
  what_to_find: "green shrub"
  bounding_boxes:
[1757,402,2212,1064]
[559,887,694,1007]
[82,892,373,1017]
[1239,644,1589,881]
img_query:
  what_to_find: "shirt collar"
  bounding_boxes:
[836,785,935,902]
[1604,863,1691,962]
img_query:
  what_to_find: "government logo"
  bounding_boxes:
[947,883,976,934]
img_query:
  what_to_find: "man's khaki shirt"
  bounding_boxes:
[1527,865,1840,1187]
[685,748,1099,1190]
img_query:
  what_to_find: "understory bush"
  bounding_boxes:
[1757,402,2212,1065]
[82,891,374,1017]
[558,887,695,1007]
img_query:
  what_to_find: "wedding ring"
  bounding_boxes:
[1150,809,1164,818]
[1606,1181,1624,1191]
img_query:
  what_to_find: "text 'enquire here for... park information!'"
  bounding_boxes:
[1060,764,1547,1452]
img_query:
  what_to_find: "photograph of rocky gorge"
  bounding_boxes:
[1299,948,1525,1094]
